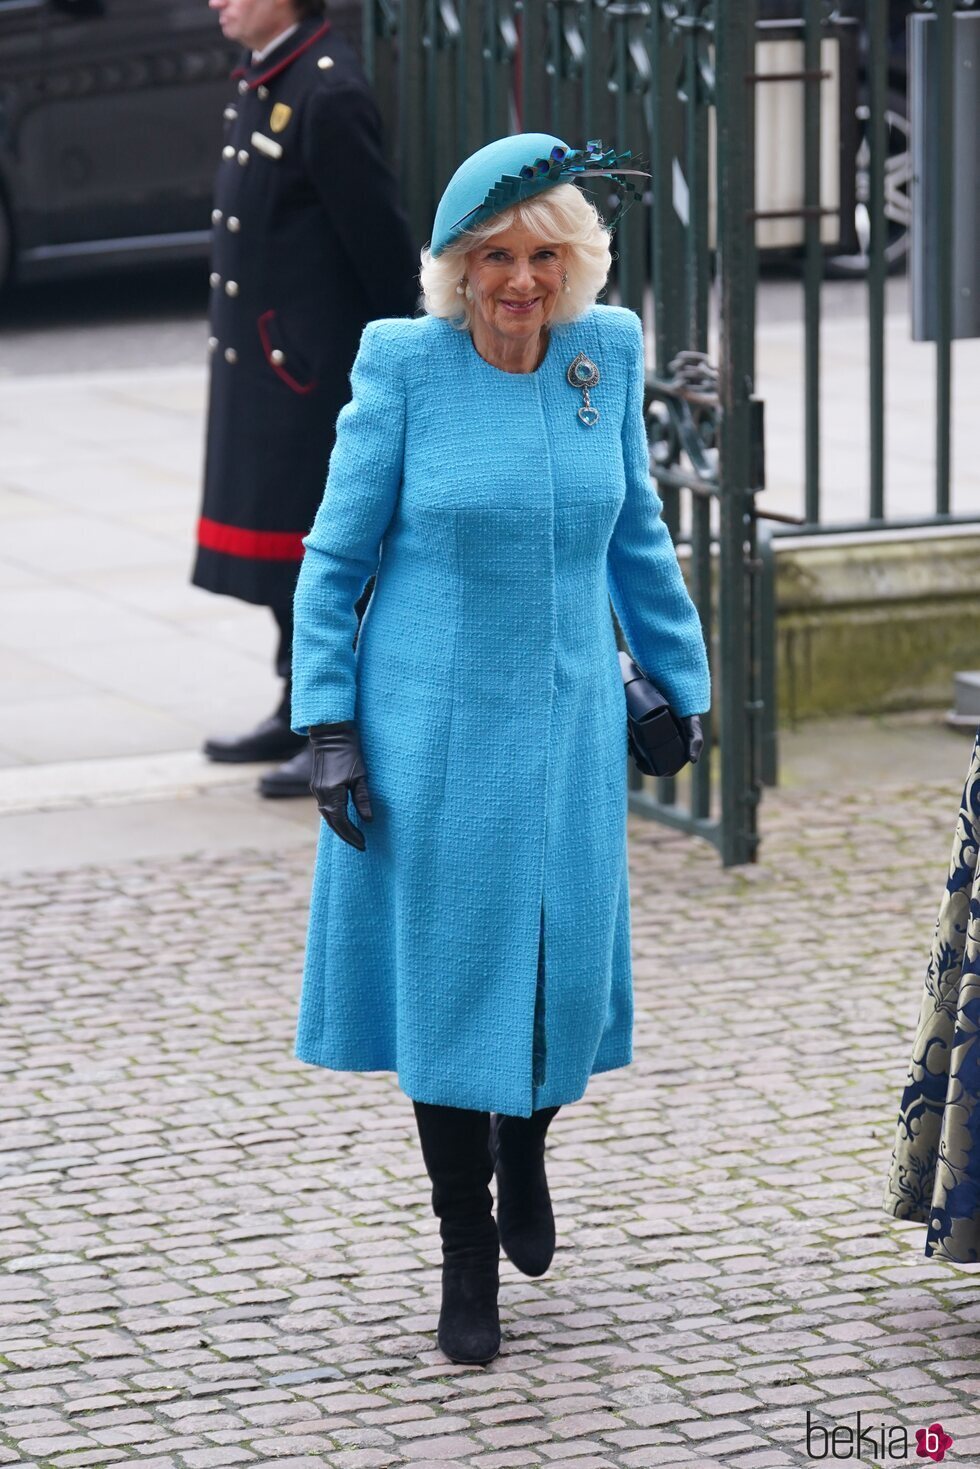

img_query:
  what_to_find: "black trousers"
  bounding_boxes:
[272,604,293,722]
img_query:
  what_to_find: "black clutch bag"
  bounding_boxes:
[618,651,690,779]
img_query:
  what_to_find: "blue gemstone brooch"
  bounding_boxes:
[567,351,600,426]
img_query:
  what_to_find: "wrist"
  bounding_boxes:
[310,720,358,742]
[310,720,355,732]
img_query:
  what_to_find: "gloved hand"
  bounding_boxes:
[308,721,373,851]
[680,715,705,766]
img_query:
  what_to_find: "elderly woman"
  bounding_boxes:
[290,133,711,1365]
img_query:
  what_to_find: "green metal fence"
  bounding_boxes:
[753,0,977,785]
[362,0,972,865]
[784,0,971,528]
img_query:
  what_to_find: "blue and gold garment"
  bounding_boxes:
[885,728,980,1261]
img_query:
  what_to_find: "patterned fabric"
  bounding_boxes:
[884,728,980,1261]
[290,306,711,1118]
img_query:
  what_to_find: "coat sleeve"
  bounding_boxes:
[290,321,405,732]
[302,80,419,322]
[606,313,711,718]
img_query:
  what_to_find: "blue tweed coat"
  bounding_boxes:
[291,304,710,1117]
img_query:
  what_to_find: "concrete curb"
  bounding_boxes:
[0,749,270,815]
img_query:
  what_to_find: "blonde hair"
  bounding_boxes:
[419,183,612,330]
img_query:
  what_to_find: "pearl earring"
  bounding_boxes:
[561,270,571,294]
[456,277,466,296]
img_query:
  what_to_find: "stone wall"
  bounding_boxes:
[772,527,980,722]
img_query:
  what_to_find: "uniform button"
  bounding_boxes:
[258,84,269,99]
[237,149,249,166]
[209,271,221,288]
[225,280,239,297]
[270,349,285,365]
[317,55,334,69]
[224,347,238,364]
[226,216,241,233]
[207,336,218,353]
[222,144,235,160]
[211,208,222,225]
[224,105,237,121]
[238,78,248,94]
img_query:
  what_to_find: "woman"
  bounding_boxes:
[885,730,980,1262]
[290,133,711,1364]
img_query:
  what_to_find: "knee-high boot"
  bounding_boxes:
[412,1101,500,1365]
[490,1105,560,1277]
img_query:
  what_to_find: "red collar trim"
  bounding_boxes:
[230,19,331,88]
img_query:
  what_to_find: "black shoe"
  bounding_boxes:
[203,713,305,765]
[413,1101,501,1366]
[258,742,315,799]
[490,1108,559,1278]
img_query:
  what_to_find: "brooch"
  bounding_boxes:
[566,352,600,426]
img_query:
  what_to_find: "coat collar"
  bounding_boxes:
[230,16,331,90]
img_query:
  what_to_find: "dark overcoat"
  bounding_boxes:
[192,17,419,608]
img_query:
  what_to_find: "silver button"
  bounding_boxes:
[270,349,285,365]
[224,105,237,121]
[209,271,221,288]
[207,336,218,353]
[226,216,241,233]
[317,55,334,69]
[238,79,248,94]
[211,208,222,225]
[225,280,239,297]
[258,85,269,99]
[224,347,238,364]
[237,150,249,166]
[222,144,235,160]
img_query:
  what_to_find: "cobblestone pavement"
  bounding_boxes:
[3,779,980,1469]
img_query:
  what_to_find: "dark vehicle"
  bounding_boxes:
[0,0,245,287]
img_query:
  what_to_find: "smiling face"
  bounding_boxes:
[208,0,300,52]
[464,223,567,354]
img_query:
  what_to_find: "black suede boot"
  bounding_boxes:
[412,1101,500,1365]
[489,1106,560,1277]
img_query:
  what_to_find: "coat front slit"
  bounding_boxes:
[290,307,711,1117]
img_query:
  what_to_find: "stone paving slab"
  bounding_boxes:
[3,777,980,1467]
[0,787,315,878]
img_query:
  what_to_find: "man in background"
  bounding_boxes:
[194,0,418,796]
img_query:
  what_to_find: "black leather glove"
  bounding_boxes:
[680,715,705,766]
[308,721,373,851]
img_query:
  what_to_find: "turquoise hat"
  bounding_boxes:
[429,133,648,257]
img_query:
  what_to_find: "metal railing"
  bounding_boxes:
[786,0,974,527]
[752,0,977,783]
